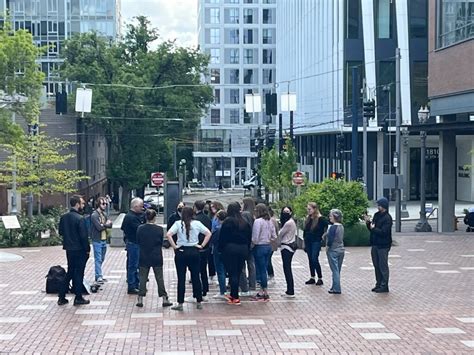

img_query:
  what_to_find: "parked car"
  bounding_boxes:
[144,194,164,212]
[242,175,257,190]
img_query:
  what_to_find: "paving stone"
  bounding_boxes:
[348,322,385,329]
[109,270,127,273]
[407,249,425,252]
[206,330,242,336]
[426,328,466,334]
[427,262,450,265]
[131,312,162,319]
[163,320,197,326]
[455,317,474,323]
[435,270,461,274]
[103,275,122,279]
[20,249,40,253]
[425,240,443,243]
[230,319,265,325]
[0,317,31,323]
[42,296,59,302]
[459,267,474,270]
[461,255,474,257]
[16,305,48,310]
[104,332,141,339]
[284,329,322,336]
[404,267,427,270]
[89,301,111,306]
[75,309,108,315]
[278,342,318,349]
[360,333,400,340]
[10,291,38,295]
[0,284,9,288]
[82,320,116,326]
[388,255,401,258]
[461,340,474,348]
[360,267,375,270]
[155,352,194,355]
[0,334,16,340]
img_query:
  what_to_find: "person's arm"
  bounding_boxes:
[270,220,277,242]
[326,225,335,247]
[195,221,211,248]
[166,221,179,249]
[79,217,90,253]
[91,211,107,232]
[252,219,261,245]
[58,216,65,237]
[278,222,290,240]
[371,215,393,238]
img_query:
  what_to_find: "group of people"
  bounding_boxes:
[56,193,394,308]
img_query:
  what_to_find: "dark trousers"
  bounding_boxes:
[371,246,390,288]
[59,250,88,300]
[138,266,168,298]
[175,247,202,304]
[126,242,140,290]
[198,249,209,296]
[224,244,248,299]
[208,248,216,277]
[281,249,295,295]
[306,240,322,279]
[267,251,274,277]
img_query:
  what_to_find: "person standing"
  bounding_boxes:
[164,201,185,248]
[267,207,279,282]
[121,198,145,295]
[279,206,297,298]
[239,197,256,295]
[210,209,228,299]
[90,197,113,283]
[209,201,224,284]
[219,202,252,305]
[325,209,345,294]
[251,203,277,301]
[58,195,90,306]
[365,197,393,293]
[166,207,211,311]
[136,209,173,308]
[303,202,328,286]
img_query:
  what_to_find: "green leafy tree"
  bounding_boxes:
[260,147,280,201]
[294,178,369,226]
[279,137,298,191]
[61,16,213,211]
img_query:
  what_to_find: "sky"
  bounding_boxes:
[120,0,199,48]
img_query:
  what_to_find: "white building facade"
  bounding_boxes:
[195,0,277,188]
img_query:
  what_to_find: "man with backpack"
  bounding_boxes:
[58,195,90,306]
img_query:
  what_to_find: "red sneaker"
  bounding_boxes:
[227,298,241,305]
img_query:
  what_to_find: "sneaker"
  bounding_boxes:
[240,291,251,297]
[57,298,69,306]
[315,279,324,286]
[371,286,381,292]
[263,294,270,301]
[374,287,389,293]
[227,298,241,305]
[136,296,143,307]
[281,293,295,298]
[328,290,341,294]
[96,277,107,284]
[305,278,316,285]
[127,288,139,295]
[250,293,265,301]
[162,297,173,307]
[184,296,196,303]
[73,298,90,306]
[196,303,203,310]
[171,304,183,311]
[212,293,227,300]
[201,296,209,302]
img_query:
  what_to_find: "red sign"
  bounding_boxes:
[292,171,305,186]
[151,172,165,187]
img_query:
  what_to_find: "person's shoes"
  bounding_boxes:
[374,287,389,293]
[240,291,251,297]
[96,277,107,284]
[281,293,295,298]
[57,298,69,306]
[136,296,143,307]
[127,288,139,295]
[305,278,316,285]
[201,296,209,302]
[171,304,183,311]
[263,294,270,301]
[251,293,265,301]
[162,297,173,307]
[184,296,196,303]
[212,293,227,300]
[196,303,203,310]
[371,286,381,292]
[227,298,241,305]
[315,279,324,286]
[73,298,90,306]
[328,290,341,294]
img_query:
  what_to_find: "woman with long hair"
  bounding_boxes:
[251,203,277,301]
[279,206,297,298]
[218,202,252,305]
[303,202,328,286]
[239,197,257,295]
[166,206,211,311]
[325,209,345,294]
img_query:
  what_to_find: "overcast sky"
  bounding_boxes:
[121,0,198,48]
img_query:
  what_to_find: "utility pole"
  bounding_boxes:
[362,109,368,193]
[173,139,177,179]
[11,109,18,215]
[278,113,283,154]
[351,67,359,181]
[395,48,402,232]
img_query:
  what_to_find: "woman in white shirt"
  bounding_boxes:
[166,207,211,311]
[279,206,297,298]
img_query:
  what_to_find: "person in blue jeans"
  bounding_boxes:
[210,209,227,299]
[325,209,345,294]
[121,198,145,294]
[251,204,277,301]
[90,197,113,283]
[303,202,328,286]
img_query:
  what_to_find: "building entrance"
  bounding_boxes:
[409,147,439,200]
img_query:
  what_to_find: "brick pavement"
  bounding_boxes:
[0,233,473,354]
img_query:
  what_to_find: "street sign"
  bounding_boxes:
[1,216,20,229]
[151,172,165,187]
[292,171,305,186]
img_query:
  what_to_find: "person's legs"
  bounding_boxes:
[138,267,150,297]
[267,251,274,278]
[233,252,246,300]
[377,248,390,290]
[371,246,382,289]
[126,242,140,290]
[327,250,341,293]
[59,250,76,300]
[261,245,272,291]
[188,248,203,303]
[311,241,323,280]
[151,266,167,297]
[239,262,249,293]
[305,241,315,278]
[74,252,88,301]
[253,246,269,291]
[281,249,294,295]
[175,250,187,304]
[199,250,209,297]
[101,241,107,268]
[247,253,256,290]
[92,242,103,281]
[208,248,216,278]
[213,252,227,295]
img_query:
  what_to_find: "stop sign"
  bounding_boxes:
[151,172,165,187]
[292,171,305,186]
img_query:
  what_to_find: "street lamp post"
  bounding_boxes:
[415,106,432,232]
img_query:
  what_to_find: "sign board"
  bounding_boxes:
[151,172,165,187]
[292,171,305,186]
[75,88,92,113]
[1,216,21,229]
[41,230,51,239]
[425,203,433,214]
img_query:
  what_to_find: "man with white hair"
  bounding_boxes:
[121,197,145,294]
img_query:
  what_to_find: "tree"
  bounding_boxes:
[61,16,213,211]
[260,147,280,201]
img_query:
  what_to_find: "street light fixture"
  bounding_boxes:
[415,106,432,232]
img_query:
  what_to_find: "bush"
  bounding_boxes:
[344,223,370,246]
[293,178,369,226]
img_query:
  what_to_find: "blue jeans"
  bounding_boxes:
[305,240,323,279]
[92,240,107,281]
[126,242,140,290]
[253,245,272,289]
[327,249,344,292]
[213,251,227,295]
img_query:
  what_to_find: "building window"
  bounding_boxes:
[48,21,58,34]
[227,29,239,44]
[244,29,255,44]
[48,41,59,56]
[244,49,254,64]
[345,0,360,39]
[230,109,240,124]
[229,69,240,84]
[438,0,474,48]
[410,0,428,38]
[244,0,255,3]
[262,49,274,64]
[375,0,393,39]
[210,28,220,44]
[210,48,220,63]
[225,8,239,24]
[262,69,274,84]
[230,89,240,104]
[262,28,274,44]
[376,61,395,116]
[263,9,275,24]
[244,9,257,24]
[225,0,240,3]
[344,61,364,106]
[411,61,428,122]
[210,8,220,24]
[244,69,255,84]
[211,109,220,124]
[211,69,220,84]
[214,89,221,104]
[230,48,239,64]
[207,0,220,3]
[48,0,58,12]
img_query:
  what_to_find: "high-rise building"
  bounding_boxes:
[0,0,121,96]
[195,0,277,188]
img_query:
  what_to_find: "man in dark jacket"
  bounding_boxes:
[366,197,393,293]
[58,195,90,306]
[121,198,145,294]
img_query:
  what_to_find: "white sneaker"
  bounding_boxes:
[240,291,251,297]
[212,293,227,300]
[184,296,196,303]
[281,293,296,298]
[201,296,209,302]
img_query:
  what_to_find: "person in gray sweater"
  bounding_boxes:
[279,206,297,298]
[325,209,345,294]
[90,197,113,283]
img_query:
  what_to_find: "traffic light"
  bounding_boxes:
[336,134,344,153]
[363,99,376,119]
[330,172,345,179]
[265,93,277,116]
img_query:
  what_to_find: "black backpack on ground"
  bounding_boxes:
[45,265,66,294]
